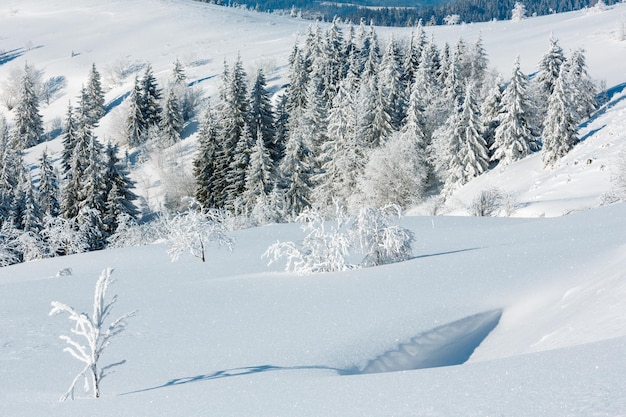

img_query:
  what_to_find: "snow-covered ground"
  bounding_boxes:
[1,0,626,415]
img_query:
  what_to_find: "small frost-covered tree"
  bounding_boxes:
[264,206,353,274]
[350,205,414,267]
[166,208,234,262]
[49,268,136,401]
[511,2,526,22]
[468,188,504,217]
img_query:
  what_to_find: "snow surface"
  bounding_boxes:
[1,0,626,415]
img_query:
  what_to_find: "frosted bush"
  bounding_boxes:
[469,188,505,217]
[264,205,415,274]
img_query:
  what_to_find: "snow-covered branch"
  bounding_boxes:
[49,268,136,401]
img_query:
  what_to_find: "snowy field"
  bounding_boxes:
[1,0,626,415]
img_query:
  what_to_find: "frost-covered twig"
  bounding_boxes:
[49,268,136,401]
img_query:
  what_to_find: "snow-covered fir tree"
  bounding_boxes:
[14,170,42,233]
[193,108,220,208]
[224,122,253,212]
[378,36,407,132]
[12,63,44,150]
[61,101,79,175]
[241,128,276,217]
[536,35,566,116]
[541,65,579,167]
[480,76,504,155]
[139,64,162,130]
[85,63,106,126]
[491,56,540,166]
[38,149,61,218]
[0,117,21,222]
[567,48,597,120]
[125,76,147,147]
[102,143,139,234]
[159,88,183,147]
[249,69,276,159]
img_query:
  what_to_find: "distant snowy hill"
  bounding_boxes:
[1,1,626,415]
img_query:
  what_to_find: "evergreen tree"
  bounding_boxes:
[536,35,566,115]
[286,45,310,114]
[214,57,250,209]
[300,76,328,170]
[224,123,253,212]
[38,149,61,218]
[241,128,276,216]
[102,143,139,234]
[193,108,220,208]
[61,101,79,175]
[85,63,106,126]
[480,77,504,155]
[541,65,579,167]
[459,83,490,182]
[313,79,363,211]
[272,93,289,165]
[249,69,276,154]
[140,64,162,129]
[160,88,183,147]
[491,57,540,166]
[379,36,407,132]
[0,117,20,222]
[13,170,42,233]
[568,48,597,120]
[13,63,44,150]
[277,115,314,217]
[125,76,147,147]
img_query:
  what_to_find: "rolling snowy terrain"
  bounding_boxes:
[1,0,626,415]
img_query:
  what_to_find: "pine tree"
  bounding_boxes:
[38,149,61,218]
[480,77,504,155]
[13,63,44,150]
[85,63,106,126]
[140,64,162,129]
[241,128,275,216]
[224,123,253,212]
[61,101,79,175]
[272,93,288,165]
[125,76,147,147]
[286,45,310,114]
[491,57,540,166]
[160,88,183,147]
[249,69,276,155]
[313,78,363,211]
[541,65,579,167]
[0,117,21,222]
[379,36,407,132]
[13,170,42,233]
[568,48,597,120]
[277,115,314,217]
[193,108,220,208]
[459,83,490,182]
[213,57,250,209]
[536,35,566,110]
[102,143,139,234]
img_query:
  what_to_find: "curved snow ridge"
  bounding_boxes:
[344,309,502,375]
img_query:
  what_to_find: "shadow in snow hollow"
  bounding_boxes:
[122,308,501,395]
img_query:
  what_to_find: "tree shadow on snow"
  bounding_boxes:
[122,309,501,396]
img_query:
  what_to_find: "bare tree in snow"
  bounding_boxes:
[49,268,135,401]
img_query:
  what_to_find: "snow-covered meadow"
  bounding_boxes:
[1,0,626,415]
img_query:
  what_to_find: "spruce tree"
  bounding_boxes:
[241,128,275,216]
[379,36,406,132]
[38,149,61,218]
[491,57,540,166]
[0,117,20,222]
[125,76,147,147]
[193,108,220,208]
[85,63,106,126]
[272,93,289,165]
[541,65,579,167]
[140,64,162,129]
[61,101,79,175]
[102,143,139,234]
[249,69,276,154]
[13,63,44,150]
[568,48,597,120]
[537,35,566,100]
[160,88,183,147]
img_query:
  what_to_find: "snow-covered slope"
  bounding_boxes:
[1,203,626,416]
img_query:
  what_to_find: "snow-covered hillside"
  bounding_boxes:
[1,0,626,214]
[1,0,626,415]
